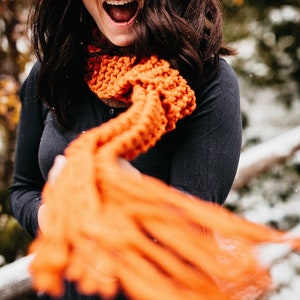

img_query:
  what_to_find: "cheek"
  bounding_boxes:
[82,0,93,14]
[82,0,102,24]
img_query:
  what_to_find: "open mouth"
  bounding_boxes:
[103,0,140,24]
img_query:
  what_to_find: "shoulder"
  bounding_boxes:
[183,58,241,126]
[195,58,240,109]
[19,61,48,120]
[22,60,41,84]
[218,58,238,79]
[217,58,239,95]
[20,61,41,103]
[205,58,239,94]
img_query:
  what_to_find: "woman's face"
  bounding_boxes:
[82,0,144,47]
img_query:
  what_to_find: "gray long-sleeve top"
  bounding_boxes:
[9,58,242,237]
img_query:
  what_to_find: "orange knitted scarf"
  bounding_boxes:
[29,52,300,300]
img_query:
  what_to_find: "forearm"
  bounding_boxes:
[9,185,41,237]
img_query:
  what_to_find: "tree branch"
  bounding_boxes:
[233,126,300,190]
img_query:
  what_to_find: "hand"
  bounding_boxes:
[38,157,138,232]
[38,155,66,232]
[47,155,66,184]
[37,202,47,233]
[117,158,141,180]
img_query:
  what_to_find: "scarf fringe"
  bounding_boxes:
[29,55,300,300]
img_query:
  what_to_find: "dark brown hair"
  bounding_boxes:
[31,0,235,127]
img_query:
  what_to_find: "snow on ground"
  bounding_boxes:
[227,80,300,300]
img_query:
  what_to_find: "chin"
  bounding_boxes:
[109,36,134,48]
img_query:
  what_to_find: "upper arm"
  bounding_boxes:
[9,62,47,236]
[169,60,242,204]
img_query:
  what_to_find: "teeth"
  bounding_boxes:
[105,0,135,5]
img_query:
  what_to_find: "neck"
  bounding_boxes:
[101,98,131,108]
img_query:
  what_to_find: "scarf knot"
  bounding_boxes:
[85,51,196,133]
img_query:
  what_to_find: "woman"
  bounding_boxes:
[10,0,242,299]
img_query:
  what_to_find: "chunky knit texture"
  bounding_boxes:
[29,53,300,300]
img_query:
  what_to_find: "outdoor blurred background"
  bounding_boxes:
[0,0,299,299]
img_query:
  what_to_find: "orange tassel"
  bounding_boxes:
[29,54,300,299]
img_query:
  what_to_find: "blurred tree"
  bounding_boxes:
[0,0,34,186]
[0,0,34,274]
[0,76,20,188]
[0,0,33,81]
[223,0,300,107]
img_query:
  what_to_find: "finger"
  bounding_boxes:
[117,158,141,180]
[48,155,66,184]
[37,203,48,233]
